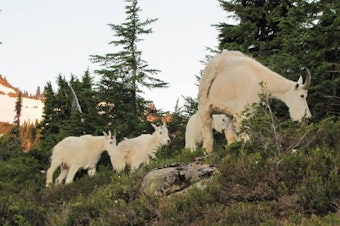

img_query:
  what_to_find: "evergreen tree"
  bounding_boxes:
[19,122,40,152]
[57,75,83,137]
[39,82,59,150]
[55,74,73,122]
[76,70,100,134]
[217,0,288,54]
[182,96,198,117]
[12,91,22,137]
[39,76,74,149]
[35,86,41,99]
[299,0,339,118]
[91,0,168,138]
[58,71,100,136]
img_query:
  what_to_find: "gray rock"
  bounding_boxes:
[141,161,217,196]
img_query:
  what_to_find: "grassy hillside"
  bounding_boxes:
[0,113,339,225]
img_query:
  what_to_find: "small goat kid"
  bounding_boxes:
[109,123,171,172]
[185,113,229,151]
[46,131,116,186]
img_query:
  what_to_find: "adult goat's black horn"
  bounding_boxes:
[303,68,311,90]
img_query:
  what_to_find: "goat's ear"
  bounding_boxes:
[162,121,167,127]
[108,130,112,138]
[103,131,108,138]
[297,76,303,85]
[113,130,117,138]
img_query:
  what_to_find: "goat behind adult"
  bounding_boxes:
[46,131,116,187]
[185,113,229,151]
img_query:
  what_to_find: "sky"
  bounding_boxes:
[0,0,228,112]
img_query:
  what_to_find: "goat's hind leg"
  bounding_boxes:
[46,160,60,187]
[199,110,214,153]
[55,164,69,185]
[65,166,78,184]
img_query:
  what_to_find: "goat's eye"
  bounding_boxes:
[159,132,162,135]
[300,95,305,98]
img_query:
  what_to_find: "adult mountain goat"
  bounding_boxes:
[109,123,171,172]
[46,131,116,186]
[198,51,311,153]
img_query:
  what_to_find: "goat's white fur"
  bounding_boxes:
[109,123,170,172]
[185,113,229,151]
[46,131,116,186]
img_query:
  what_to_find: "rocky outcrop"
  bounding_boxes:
[141,160,217,196]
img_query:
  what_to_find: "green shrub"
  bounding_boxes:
[296,148,340,215]
[277,151,308,194]
[217,202,272,226]
[0,196,46,226]
[156,188,217,225]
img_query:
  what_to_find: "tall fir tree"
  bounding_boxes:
[58,71,101,136]
[12,91,22,138]
[39,82,59,150]
[76,70,101,134]
[35,86,41,99]
[91,0,168,138]
[39,75,74,150]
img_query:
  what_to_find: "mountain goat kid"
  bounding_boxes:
[109,123,171,172]
[185,113,229,151]
[46,131,116,187]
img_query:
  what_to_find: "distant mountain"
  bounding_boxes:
[0,75,43,125]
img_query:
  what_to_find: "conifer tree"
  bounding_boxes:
[39,75,74,149]
[35,86,41,99]
[91,0,168,138]
[13,91,22,137]
[39,82,59,149]
[217,0,300,59]
[58,71,100,136]
[75,70,100,134]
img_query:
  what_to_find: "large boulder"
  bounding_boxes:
[141,161,217,196]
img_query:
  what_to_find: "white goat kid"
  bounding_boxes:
[46,131,116,186]
[185,113,229,151]
[109,123,171,172]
